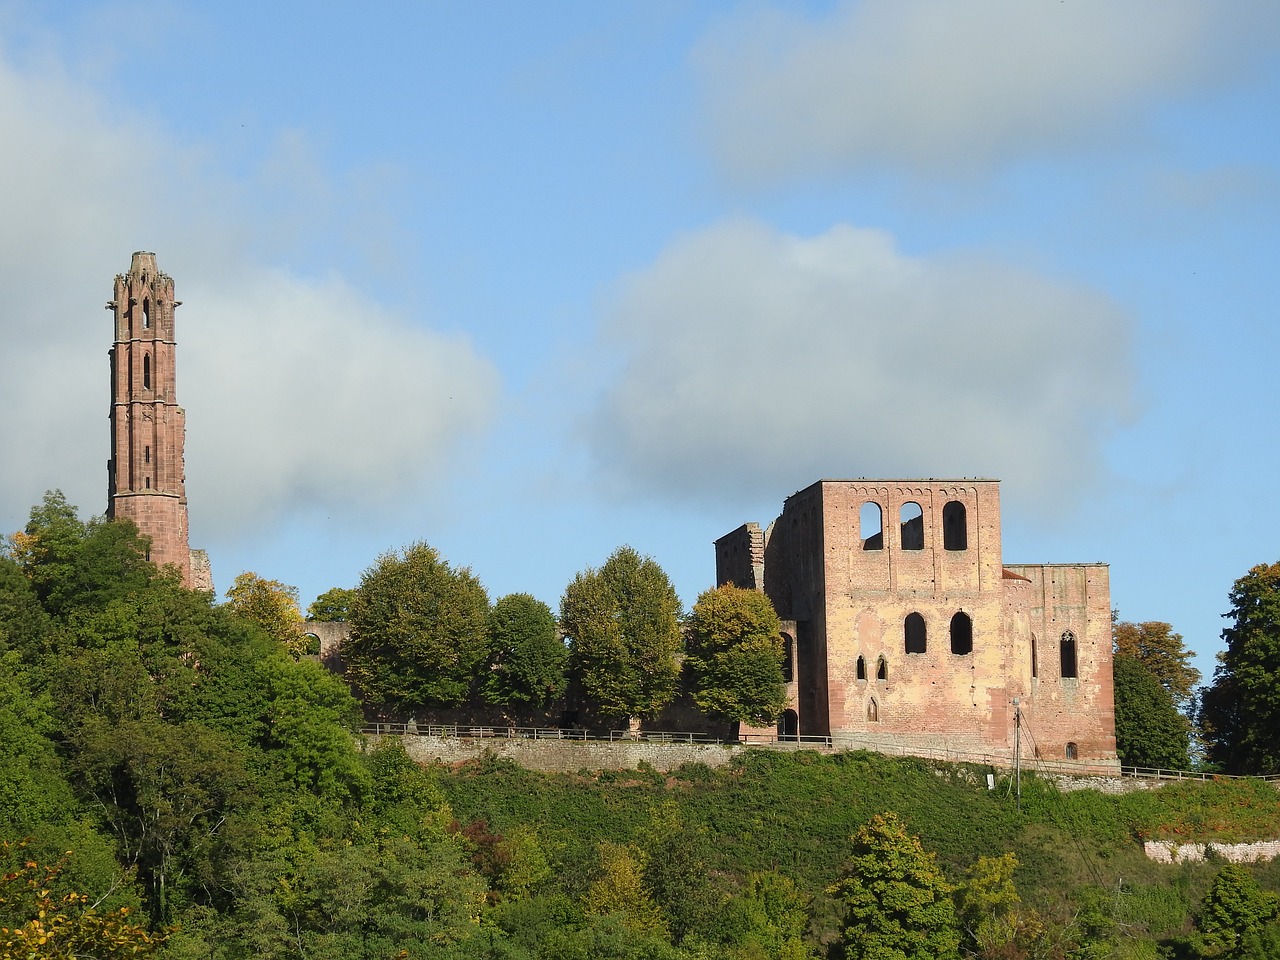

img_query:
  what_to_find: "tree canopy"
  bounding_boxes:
[1113,653,1192,770]
[224,571,308,656]
[483,593,567,708]
[560,546,682,721]
[685,584,787,727]
[1113,618,1201,709]
[344,541,491,712]
[1200,562,1280,774]
[827,812,961,960]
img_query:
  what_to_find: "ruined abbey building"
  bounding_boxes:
[106,252,210,591]
[716,479,1116,764]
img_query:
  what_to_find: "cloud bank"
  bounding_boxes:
[586,219,1133,509]
[0,48,497,538]
[698,0,1280,180]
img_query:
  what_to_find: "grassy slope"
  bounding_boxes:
[432,749,1280,948]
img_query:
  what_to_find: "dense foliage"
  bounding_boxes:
[483,593,567,708]
[344,541,491,711]
[7,492,1280,959]
[560,545,683,720]
[685,584,787,727]
[1113,654,1192,769]
[1200,562,1280,774]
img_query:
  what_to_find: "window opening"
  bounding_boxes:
[778,709,798,740]
[780,634,794,682]
[942,500,968,550]
[900,501,924,550]
[860,501,883,550]
[1031,633,1038,678]
[144,445,150,464]
[856,656,866,681]
[1060,631,1078,679]
[145,477,150,489]
[867,698,879,722]
[950,612,973,655]
[143,354,151,390]
[876,657,887,681]
[142,300,150,330]
[1065,742,1078,760]
[904,613,927,654]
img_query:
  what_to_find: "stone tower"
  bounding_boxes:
[106,251,194,585]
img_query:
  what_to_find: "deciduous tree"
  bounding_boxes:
[685,584,786,729]
[827,812,961,960]
[1200,562,1280,774]
[1113,618,1200,708]
[224,571,307,656]
[307,586,354,622]
[560,546,682,721]
[344,541,491,711]
[1191,863,1279,958]
[1113,654,1192,770]
[483,593,567,708]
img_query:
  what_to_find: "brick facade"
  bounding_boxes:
[716,480,1116,765]
[106,252,207,589]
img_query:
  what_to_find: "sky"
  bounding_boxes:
[2,0,1279,687]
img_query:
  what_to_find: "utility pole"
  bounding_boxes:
[1012,697,1022,812]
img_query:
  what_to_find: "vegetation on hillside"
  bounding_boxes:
[5,490,1280,958]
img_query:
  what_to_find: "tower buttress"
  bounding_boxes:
[106,251,193,586]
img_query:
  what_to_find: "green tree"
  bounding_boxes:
[1113,619,1201,709]
[484,593,568,709]
[1113,654,1192,770]
[685,584,786,729]
[1191,864,1279,958]
[560,546,682,721]
[12,491,157,619]
[308,586,355,622]
[224,571,307,656]
[344,541,491,711]
[720,871,813,960]
[584,841,668,938]
[1200,562,1280,773]
[827,812,961,960]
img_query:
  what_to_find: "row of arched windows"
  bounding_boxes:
[860,499,968,552]
[903,611,973,655]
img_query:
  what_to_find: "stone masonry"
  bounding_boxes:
[717,479,1116,765]
[106,252,208,590]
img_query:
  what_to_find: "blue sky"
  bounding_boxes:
[2,1,1279,688]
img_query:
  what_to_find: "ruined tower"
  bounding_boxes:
[106,251,195,586]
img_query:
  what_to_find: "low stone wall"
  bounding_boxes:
[364,733,744,774]
[1144,840,1280,864]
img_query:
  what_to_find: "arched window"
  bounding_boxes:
[778,709,798,740]
[867,698,879,722]
[904,613,927,654]
[1065,742,1078,760]
[860,501,884,550]
[142,299,150,329]
[1031,633,1038,678]
[856,656,867,681]
[900,502,924,550]
[142,354,151,390]
[876,656,887,681]
[950,612,973,655]
[780,634,794,682]
[1060,631,1078,679]
[942,500,968,551]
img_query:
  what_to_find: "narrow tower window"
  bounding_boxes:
[904,613,927,654]
[900,502,924,550]
[142,299,150,329]
[143,354,152,390]
[144,445,150,464]
[856,656,866,681]
[1060,631,1078,679]
[780,633,794,682]
[876,656,887,681]
[950,612,973,655]
[860,501,883,550]
[942,500,968,551]
[1031,633,1038,678]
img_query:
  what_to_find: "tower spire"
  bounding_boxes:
[106,251,195,585]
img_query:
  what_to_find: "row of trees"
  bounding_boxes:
[321,542,789,729]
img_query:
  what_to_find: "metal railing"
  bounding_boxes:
[357,723,1280,782]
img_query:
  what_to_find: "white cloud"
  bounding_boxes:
[0,47,498,538]
[697,0,1280,180]
[586,219,1134,509]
